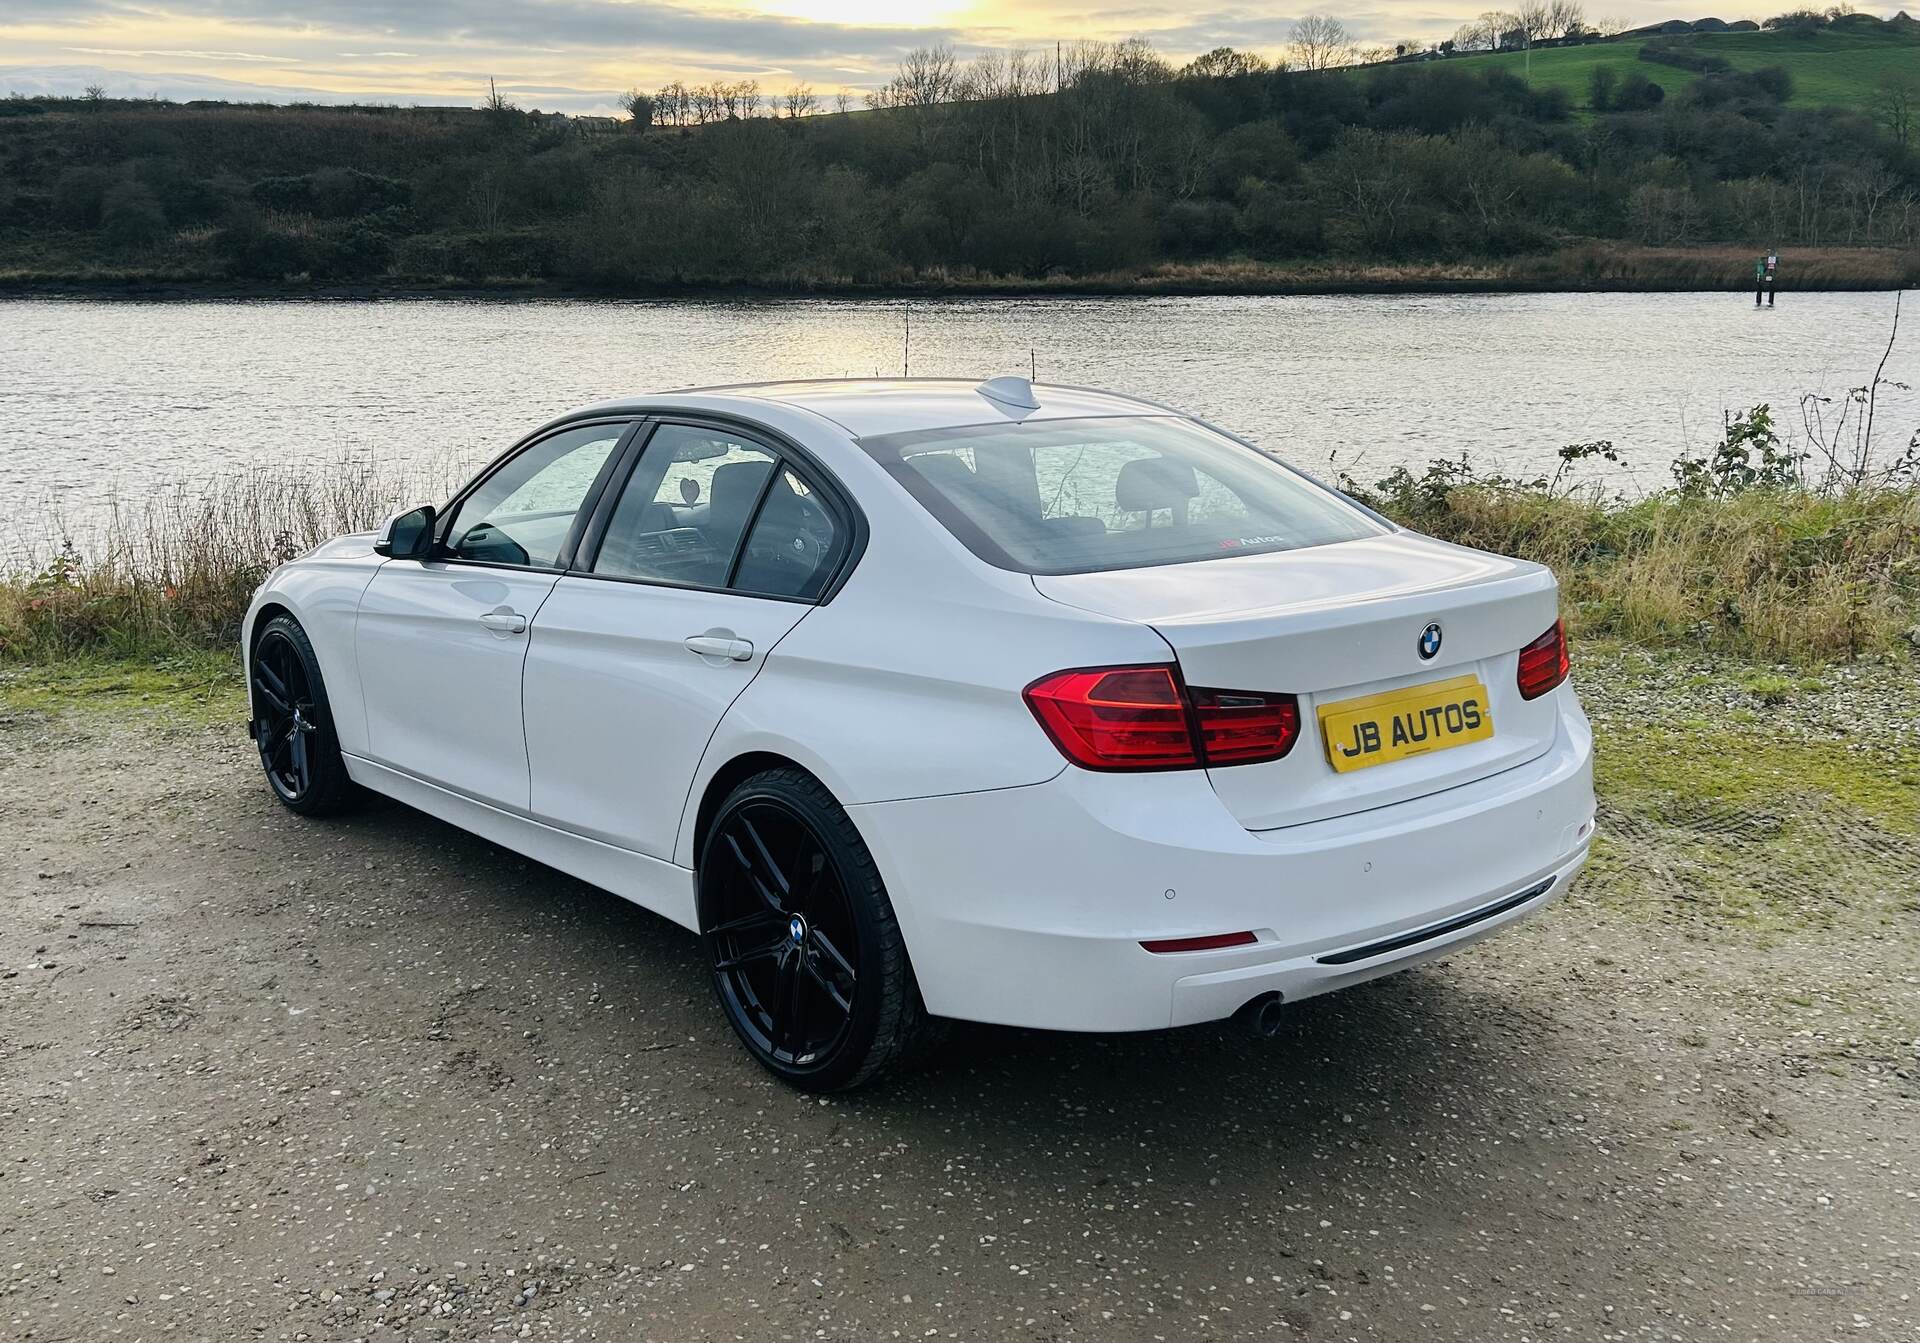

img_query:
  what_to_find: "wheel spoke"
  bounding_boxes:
[290,730,309,790]
[777,951,810,1056]
[255,654,290,705]
[802,953,853,1014]
[252,673,289,716]
[268,725,295,770]
[714,934,787,972]
[809,929,856,989]
[709,908,784,939]
[722,812,791,913]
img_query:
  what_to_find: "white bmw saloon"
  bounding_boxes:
[244,378,1595,1089]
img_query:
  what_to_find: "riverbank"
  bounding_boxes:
[5,455,1918,667]
[3,244,1916,300]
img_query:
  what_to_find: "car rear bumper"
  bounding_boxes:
[849,689,1595,1032]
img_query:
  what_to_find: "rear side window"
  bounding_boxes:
[859,416,1382,575]
[593,426,776,588]
[591,423,850,600]
[734,468,844,600]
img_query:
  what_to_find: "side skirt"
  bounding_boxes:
[342,754,699,931]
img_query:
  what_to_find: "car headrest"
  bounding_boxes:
[1115,456,1199,512]
[911,454,979,495]
[709,459,772,522]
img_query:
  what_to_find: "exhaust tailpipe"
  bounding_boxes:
[1233,991,1285,1038]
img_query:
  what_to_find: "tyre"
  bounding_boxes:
[698,767,932,1091]
[249,614,354,817]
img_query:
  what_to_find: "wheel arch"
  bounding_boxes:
[688,750,822,891]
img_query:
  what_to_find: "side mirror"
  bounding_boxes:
[374,504,437,560]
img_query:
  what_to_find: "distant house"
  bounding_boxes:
[572,116,619,135]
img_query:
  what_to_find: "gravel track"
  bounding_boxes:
[1,703,1915,1342]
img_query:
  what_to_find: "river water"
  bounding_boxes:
[2,290,1913,545]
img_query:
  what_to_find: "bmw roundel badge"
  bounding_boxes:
[1418,622,1443,660]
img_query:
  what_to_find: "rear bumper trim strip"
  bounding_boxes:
[1314,876,1557,966]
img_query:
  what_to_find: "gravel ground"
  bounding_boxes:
[1,681,1916,1343]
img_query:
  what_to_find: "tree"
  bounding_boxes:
[783,84,820,118]
[1289,15,1355,72]
[82,83,107,104]
[1588,63,1619,112]
[1182,47,1271,79]
[1542,0,1587,39]
[619,88,655,128]
[1876,71,1917,148]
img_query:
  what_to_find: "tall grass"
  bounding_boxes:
[0,459,459,659]
[1367,479,1920,661]
[2,445,1917,667]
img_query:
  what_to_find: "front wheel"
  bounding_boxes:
[699,768,932,1091]
[250,614,353,816]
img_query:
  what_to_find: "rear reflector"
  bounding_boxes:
[1024,665,1300,771]
[1516,619,1570,700]
[1141,931,1259,954]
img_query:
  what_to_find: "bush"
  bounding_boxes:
[99,179,168,249]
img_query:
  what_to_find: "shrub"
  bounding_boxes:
[100,179,169,249]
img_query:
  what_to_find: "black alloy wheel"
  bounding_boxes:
[250,615,352,815]
[699,768,931,1090]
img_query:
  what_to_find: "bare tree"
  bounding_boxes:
[734,79,762,118]
[655,81,691,126]
[782,83,819,118]
[1181,47,1271,78]
[1589,13,1631,35]
[1289,15,1355,71]
[1877,71,1917,149]
[82,82,107,103]
[894,43,960,107]
[833,90,852,114]
[1542,0,1587,38]
[1513,1,1554,44]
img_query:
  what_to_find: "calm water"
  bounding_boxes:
[2,291,1913,544]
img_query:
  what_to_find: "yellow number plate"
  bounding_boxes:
[1318,675,1494,774]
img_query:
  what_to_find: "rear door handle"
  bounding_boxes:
[684,634,753,662]
[478,607,528,635]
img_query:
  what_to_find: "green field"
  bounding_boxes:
[1445,24,1919,112]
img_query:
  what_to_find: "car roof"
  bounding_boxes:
[565,378,1179,441]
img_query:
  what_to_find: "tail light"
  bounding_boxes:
[1023,665,1299,771]
[1516,619,1569,700]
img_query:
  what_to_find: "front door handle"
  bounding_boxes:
[478,607,528,635]
[684,633,753,662]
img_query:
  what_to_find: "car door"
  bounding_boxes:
[522,420,856,860]
[354,419,634,811]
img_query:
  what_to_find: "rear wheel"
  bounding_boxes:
[250,614,353,816]
[699,768,930,1091]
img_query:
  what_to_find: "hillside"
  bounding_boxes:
[0,25,1914,297]
[1444,22,1920,112]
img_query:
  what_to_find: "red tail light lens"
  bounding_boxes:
[1024,665,1300,771]
[1516,619,1570,700]
[1023,666,1198,770]
[1190,688,1301,765]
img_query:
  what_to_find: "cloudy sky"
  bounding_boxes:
[0,0,1799,115]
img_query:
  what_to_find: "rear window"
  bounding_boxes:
[859,416,1384,575]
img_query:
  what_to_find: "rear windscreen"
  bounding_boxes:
[859,416,1384,575]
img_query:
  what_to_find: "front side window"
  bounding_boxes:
[443,422,627,568]
[859,416,1383,575]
